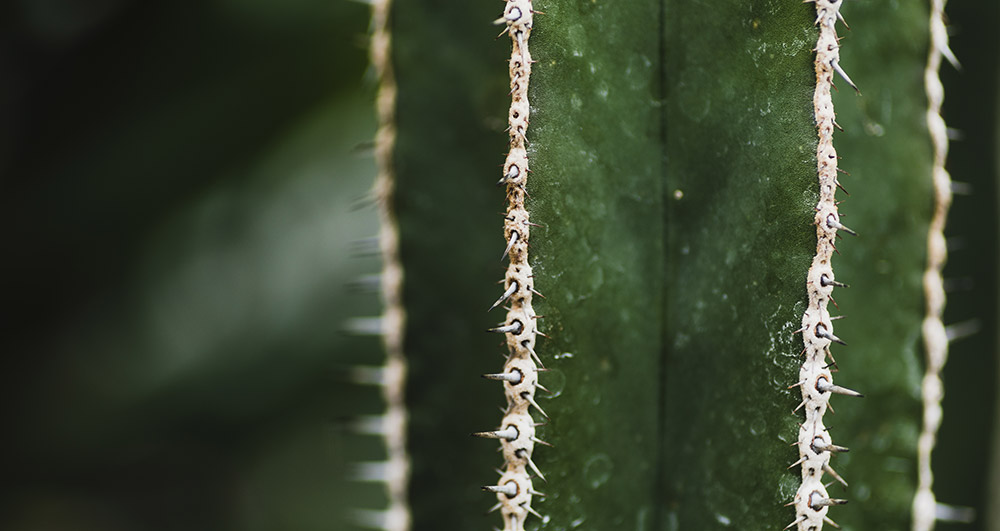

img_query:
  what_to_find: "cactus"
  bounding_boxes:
[2,1,997,531]
[364,0,996,530]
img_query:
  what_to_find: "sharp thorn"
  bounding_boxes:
[531,436,553,447]
[816,378,864,398]
[525,504,544,520]
[809,492,848,509]
[837,10,849,29]
[489,281,519,311]
[824,463,849,487]
[482,371,523,384]
[820,274,849,288]
[488,320,523,334]
[815,323,847,345]
[523,343,544,367]
[483,483,518,497]
[831,60,860,94]
[824,515,842,528]
[523,393,549,418]
[502,231,520,260]
[812,437,849,454]
[524,453,546,482]
[826,213,857,236]
[472,426,519,440]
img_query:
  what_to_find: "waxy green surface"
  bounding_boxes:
[528,0,664,529]
[661,1,817,528]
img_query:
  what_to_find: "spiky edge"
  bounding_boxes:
[912,1,957,529]
[479,2,546,530]
[364,1,411,530]
[789,2,858,530]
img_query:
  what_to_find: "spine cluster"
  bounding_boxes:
[789,2,861,530]
[476,2,546,530]
[913,0,957,529]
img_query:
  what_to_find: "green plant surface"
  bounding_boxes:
[660,1,817,529]
[526,0,664,529]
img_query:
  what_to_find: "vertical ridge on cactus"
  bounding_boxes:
[791,2,855,528]
[913,1,957,529]
[481,4,547,529]
[368,0,411,530]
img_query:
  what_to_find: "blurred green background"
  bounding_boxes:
[2,1,385,529]
[1,1,996,530]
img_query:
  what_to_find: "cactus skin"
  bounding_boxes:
[526,0,664,529]
[661,2,816,529]
[392,1,932,530]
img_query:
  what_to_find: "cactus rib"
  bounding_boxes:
[912,1,957,529]
[480,2,545,530]
[366,1,411,529]
[791,2,857,529]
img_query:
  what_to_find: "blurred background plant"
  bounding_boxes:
[1,1,997,530]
